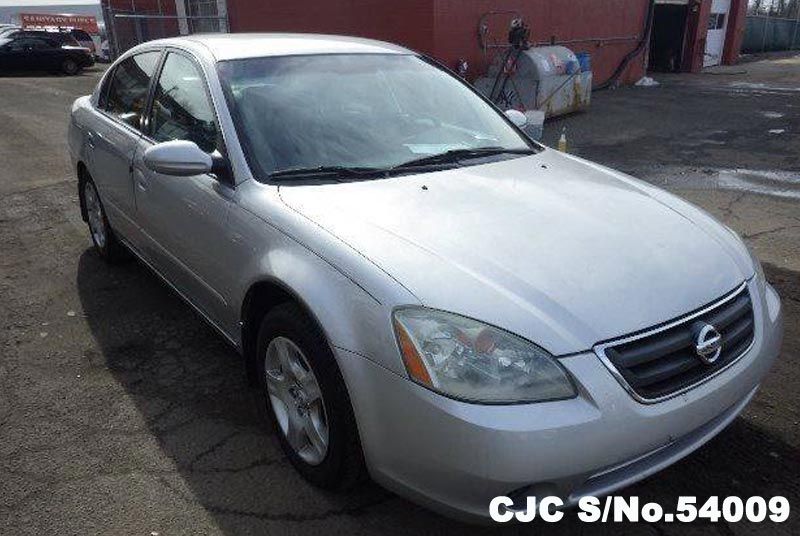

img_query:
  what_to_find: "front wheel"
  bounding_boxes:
[256,303,365,489]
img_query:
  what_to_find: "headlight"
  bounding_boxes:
[393,307,577,403]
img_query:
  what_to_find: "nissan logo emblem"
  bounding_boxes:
[693,322,722,364]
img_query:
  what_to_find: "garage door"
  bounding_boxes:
[704,0,730,67]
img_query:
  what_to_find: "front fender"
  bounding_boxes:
[229,181,418,376]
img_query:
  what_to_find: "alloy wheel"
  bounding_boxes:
[264,336,329,465]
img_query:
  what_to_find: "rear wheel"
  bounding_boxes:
[62,58,79,75]
[256,303,365,489]
[80,177,127,263]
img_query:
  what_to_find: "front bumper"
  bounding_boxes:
[336,281,783,522]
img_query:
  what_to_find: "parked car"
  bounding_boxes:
[67,34,783,521]
[0,33,93,75]
[3,29,82,46]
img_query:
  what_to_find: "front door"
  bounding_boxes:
[704,0,730,67]
[89,50,161,240]
[133,50,234,326]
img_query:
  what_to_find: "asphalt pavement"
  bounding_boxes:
[0,57,798,535]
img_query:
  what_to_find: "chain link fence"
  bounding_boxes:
[743,0,800,52]
[103,2,228,60]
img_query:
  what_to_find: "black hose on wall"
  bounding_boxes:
[595,0,656,90]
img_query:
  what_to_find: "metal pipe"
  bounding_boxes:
[747,15,797,21]
[483,35,640,49]
[157,0,165,40]
[535,35,641,46]
[112,13,227,20]
[109,7,121,60]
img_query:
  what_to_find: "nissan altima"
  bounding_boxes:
[68,34,783,521]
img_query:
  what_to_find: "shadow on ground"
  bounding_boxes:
[76,249,800,534]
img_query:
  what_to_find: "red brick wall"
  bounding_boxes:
[722,0,747,65]
[682,0,711,72]
[221,0,651,86]
[226,0,435,54]
[432,0,651,85]
[111,0,738,85]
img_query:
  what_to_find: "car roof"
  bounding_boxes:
[14,29,70,38]
[142,33,413,61]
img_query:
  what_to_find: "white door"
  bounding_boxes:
[704,0,731,67]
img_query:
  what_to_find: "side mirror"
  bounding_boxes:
[143,140,212,176]
[505,109,528,128]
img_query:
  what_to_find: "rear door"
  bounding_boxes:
[133,50,235,325]
[89,50,161,241]
[27,37,62,71]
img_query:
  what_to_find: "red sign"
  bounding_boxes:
[20,13,100,34]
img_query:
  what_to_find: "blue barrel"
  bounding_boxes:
[576,52,591,72]
[565,59,579,75]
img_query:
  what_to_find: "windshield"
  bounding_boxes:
[217,54,535,179]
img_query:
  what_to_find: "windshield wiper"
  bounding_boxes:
[267,147,536,181]
[269,165,386,181]
[392,146,535,170]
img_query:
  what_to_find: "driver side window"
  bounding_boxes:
[149,52,219,154]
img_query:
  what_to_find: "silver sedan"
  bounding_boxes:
[68,34,783,521]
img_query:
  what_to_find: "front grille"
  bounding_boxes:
[597,284,755,401]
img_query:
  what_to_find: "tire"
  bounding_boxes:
[256,303,365,490]
[62,58,79,76]
[79,176,128,263]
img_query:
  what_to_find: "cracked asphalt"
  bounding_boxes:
[1,54,799,535]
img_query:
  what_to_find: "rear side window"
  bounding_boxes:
[8,37,54,51]
[17,31,76,46]
[101,51,160,130]
[149,52,219,153]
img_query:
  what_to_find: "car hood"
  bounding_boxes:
[278,149,751,355]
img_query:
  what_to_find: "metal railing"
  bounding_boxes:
[104,5,228,60]
[743,11,800,52]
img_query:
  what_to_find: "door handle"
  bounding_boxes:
[86,132,95,149]
[134,168,148,192]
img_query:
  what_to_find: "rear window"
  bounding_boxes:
[71,29,92,41]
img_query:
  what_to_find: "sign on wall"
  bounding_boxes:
[19,13,100,34]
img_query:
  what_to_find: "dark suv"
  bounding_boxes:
[0,31,94,75]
